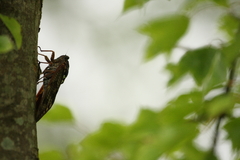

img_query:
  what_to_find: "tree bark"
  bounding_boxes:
[0,0,42,159]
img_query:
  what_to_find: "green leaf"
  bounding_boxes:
[125,105,199,160]
[41,104,74,122]
[179,143,207,160]
[124,92,203,160]
[222,27,240,66]
[39,150,65,160]
[204,94,235,118]
[123,0,150,12]
[133,122,198,160]
[204,151,218,160]
[183,0,228,11]
[0,14,22,49]
[122,109,160,159]
[138,15,189,60]
[212,0,228,6]
[202,52,227,94]
[210,0,229,7]
[224,118,240,150]
[181,47,218,86]
[0,35,13,54]
[219,14,239,40]
[128,109,159,133]
[81,122,126,149]
[66,144,82,160]
[158,91,203,124]
[167,47,220,86]
[232,60,240,95]
[82,122,125,148]
[78,122,126,159]
[165,62,188,87]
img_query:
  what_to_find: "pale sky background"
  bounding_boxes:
[37,0,231,159]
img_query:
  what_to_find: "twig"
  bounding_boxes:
[210,59,237,154]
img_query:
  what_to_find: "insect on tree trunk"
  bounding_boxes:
[0,1,43,159]
[36,49,69,122]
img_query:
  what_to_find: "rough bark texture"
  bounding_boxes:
[0,0,42,159]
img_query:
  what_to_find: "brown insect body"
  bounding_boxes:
[36,50,69,122]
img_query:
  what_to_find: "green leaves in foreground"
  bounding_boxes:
[224,118,240,151]
[218,13,239,40]
[126,110,198,160]
[203,94,235,119]
[0,14,22,50]
[41,104,74,122]
[65,90,237,160]
[183,0,229,11]
[138,15,189,60]
[123,0,150,12]
[67,92,202,160]
[166,47,227,93]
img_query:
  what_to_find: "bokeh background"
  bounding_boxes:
[37,0,230,159]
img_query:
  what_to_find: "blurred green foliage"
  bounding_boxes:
[39,0,240,159]
[166,47,227,88]
[123,0,150,12]
[0,14,22,53]
[40,104,74,123]
[138,15,189,60]
[40,150,65,160]
[224,118,240,150]
[0,35,13,53]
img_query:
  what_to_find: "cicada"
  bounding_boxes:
[36,48,69,122]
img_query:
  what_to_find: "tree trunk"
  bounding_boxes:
[0,0,42,159]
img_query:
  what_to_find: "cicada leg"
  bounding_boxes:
[38,46,55,62]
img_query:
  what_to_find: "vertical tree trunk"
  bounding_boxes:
[0,0,42,159]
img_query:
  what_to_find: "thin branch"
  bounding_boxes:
[211,114,224,153]
[210,59,237,154]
